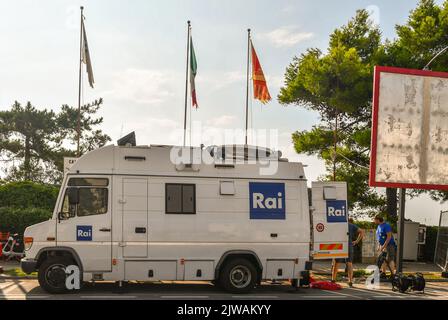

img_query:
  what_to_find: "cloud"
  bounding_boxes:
[103,68,179,105]
[281,5,296,14]
[197,71,245,91]
[129,117,183,146]
[266,75,284,90]
[259,27,314,48]
[206,115,238,127]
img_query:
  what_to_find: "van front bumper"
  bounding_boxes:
[21,258,38,274]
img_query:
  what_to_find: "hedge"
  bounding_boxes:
[0,207,53,237]
[0,181,59,210]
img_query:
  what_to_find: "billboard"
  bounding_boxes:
[370,66,448,190]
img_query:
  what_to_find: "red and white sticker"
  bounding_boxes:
[316,223,325,232]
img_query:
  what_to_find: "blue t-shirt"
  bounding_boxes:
[348,223,359,247]
[376,222,396,247]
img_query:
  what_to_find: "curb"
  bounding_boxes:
[0,275,37,280]
[311,273,448,283]
[1,274,447,282]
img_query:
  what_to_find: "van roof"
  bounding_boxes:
[67,145,306,181]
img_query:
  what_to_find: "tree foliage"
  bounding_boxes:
[280,9,386,215]
[0,99,111,183]
[0,207,52,236]
[0,181,59,210]
[279,0,448,216]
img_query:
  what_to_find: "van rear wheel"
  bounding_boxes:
[219,258,257,294]
[38,257,74,294]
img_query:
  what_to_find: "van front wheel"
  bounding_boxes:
[38,257,74,294]
[219,258,257,294]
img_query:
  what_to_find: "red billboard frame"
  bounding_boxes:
[370,66,448,191]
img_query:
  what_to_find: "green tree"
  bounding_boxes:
[389,0,448,202]
[54,98,111,174]
[279,10,387,216]
[0,102,60,182]
[280,0,448,216]
[0,99,111,183]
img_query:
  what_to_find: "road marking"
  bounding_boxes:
[0,295,49,300]
[1,284,19,295]
[349,287,392,296]
[232,295,279,299]
[161,295,209,299]
[325,290,361,299]
[80,295,137,299]
[0,282,18,291]
[300,295,345,298]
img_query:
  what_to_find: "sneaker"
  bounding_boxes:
[348,282,353,288]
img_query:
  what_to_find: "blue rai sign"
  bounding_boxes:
[326,200,348,223]
[76,226,93,241]
[249,183,286,220]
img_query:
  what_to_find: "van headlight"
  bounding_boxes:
[24,237,33,251]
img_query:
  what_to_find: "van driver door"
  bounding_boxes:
[56,176,112,272]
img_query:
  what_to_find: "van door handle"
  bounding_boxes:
[100,228,111,232]
[135,227,147,234]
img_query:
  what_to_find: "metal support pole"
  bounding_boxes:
[396,188,406,273]
[434,210,443,265]
[245,29,251,146]
[183,21,191,147]
[77,6,84,157]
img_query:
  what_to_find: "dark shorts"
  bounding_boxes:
[335,246,354,264]
[385,245,396,263]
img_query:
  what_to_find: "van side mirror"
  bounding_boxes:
[58,211,69,221]
[68,188,79,205]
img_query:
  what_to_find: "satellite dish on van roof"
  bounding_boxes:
[117,132,136,147]
[206,145,282,161]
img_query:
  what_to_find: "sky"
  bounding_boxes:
[0,0,446,225]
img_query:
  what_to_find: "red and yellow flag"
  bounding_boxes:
[251,41,271,104]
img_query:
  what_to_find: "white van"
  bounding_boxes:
[21,144,349,293]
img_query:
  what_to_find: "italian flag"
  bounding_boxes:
[190,37,198,108]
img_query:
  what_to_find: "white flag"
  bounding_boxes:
[81,18,94,88]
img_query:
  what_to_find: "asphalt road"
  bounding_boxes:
[0,279,447,300]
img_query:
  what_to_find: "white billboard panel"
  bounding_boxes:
[370,66,448,190]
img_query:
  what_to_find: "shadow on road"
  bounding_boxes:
[24,281,302,297]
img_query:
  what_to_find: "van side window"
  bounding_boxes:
[78,188,108,216]
[166,184,196,214]
[61,192,77,218]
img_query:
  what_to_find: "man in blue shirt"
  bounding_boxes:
[331,218,364,287]
[374,216,397,276]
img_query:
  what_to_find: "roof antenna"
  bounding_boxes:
[120,123,124,138]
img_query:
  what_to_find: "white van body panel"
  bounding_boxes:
[24,145,347,283]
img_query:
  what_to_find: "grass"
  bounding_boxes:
[2,268,37,277]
